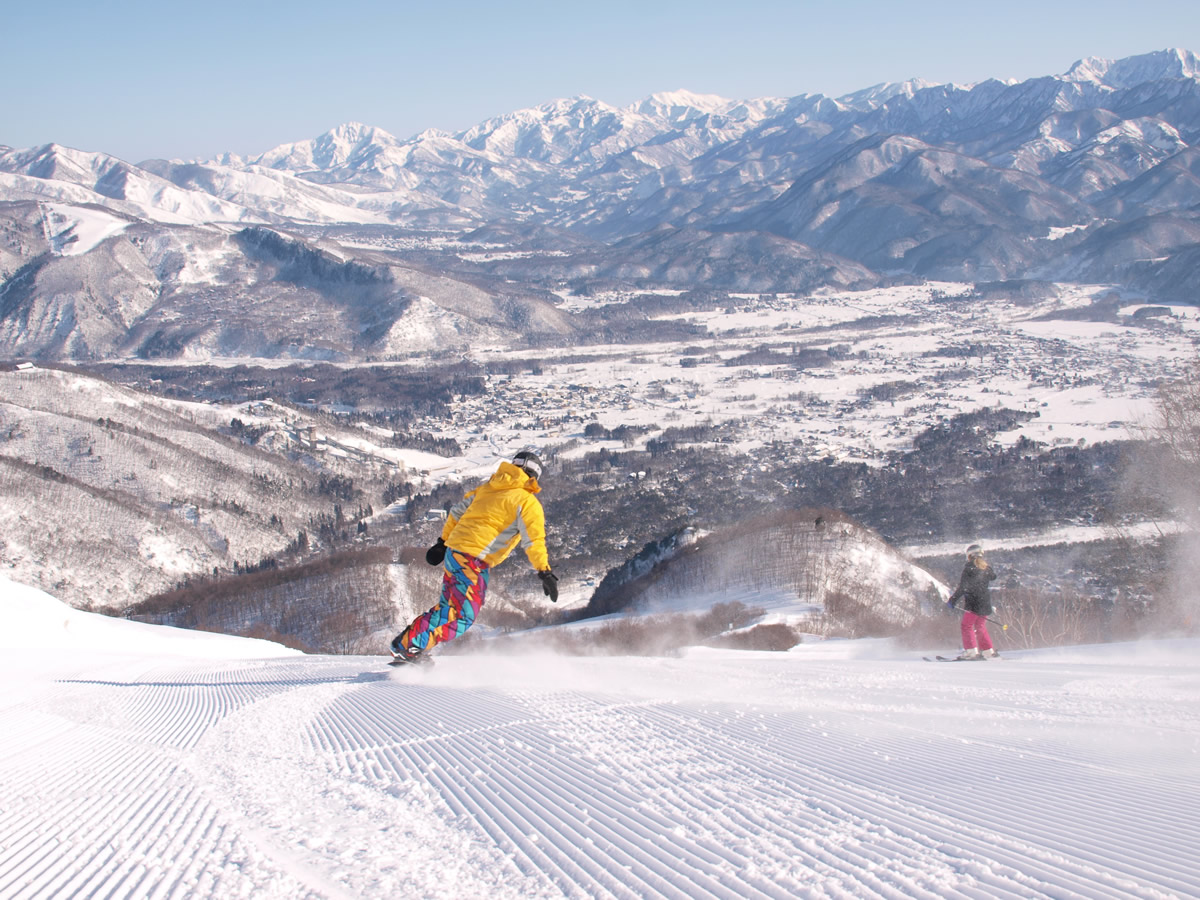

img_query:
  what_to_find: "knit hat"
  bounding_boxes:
[966,543,983,559]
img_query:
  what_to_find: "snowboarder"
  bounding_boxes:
[947,543,998,659]
[389,450,558,665]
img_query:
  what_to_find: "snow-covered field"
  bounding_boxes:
[3,575,1198,899]
[422,281,1199,468]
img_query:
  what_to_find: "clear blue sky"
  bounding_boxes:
[4,0,1199,162]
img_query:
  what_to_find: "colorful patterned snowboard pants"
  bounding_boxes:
[398,549,490,653]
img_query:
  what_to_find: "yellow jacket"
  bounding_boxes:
[441,462,549,570]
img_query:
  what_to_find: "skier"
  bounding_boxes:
[947,543,998,659]
[389,449,558,665]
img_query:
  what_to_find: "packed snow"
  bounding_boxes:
[0,576,299,659]
[40,203,131,256]
[2,574,1197,899]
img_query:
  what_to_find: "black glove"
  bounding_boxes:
[538,570,559,603]
[946,600,958,613]
[425,538,446,566]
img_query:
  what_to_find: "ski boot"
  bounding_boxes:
[389,635,431,667]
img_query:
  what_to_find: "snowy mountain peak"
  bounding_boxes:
[413,127,452,141]
[311,121,403,166]
[468,94,623,133]
[1064,48,1200,88]
[457,95,644,163]
[208,151,246,168]
[631,90,736,122]
[0,142,139,193]
[836,78,939,110]
[317,121,389,149]
[249,121,404,172]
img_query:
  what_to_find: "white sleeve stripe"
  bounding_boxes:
[516,504,532,546]
[480,506,523,557]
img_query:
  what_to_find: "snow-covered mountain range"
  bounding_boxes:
[2,49,1199,361]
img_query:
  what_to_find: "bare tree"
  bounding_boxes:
[1139,357,1200,633]
[1145,357,1200,524]
[1000,585,1116,649]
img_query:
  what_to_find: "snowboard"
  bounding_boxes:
[387,651,434,668]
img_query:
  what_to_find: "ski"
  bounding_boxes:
[924,655,988,662]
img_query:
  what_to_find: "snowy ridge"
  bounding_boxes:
[2,575,1198,897]
[835,78,938,110]
[250,121,402,172]
[6,47,1200,319]
[1063,48,1200,88]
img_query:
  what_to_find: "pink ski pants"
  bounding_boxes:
[961,610,993,651]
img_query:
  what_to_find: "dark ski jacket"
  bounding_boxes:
[949,559,997,615]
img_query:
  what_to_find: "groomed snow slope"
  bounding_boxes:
[1,577,1198,899]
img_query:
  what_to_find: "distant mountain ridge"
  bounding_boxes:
[1,48,1199,360]
[1064,47,1200,87]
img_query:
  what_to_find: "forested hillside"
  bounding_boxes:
[0,365,392,609]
